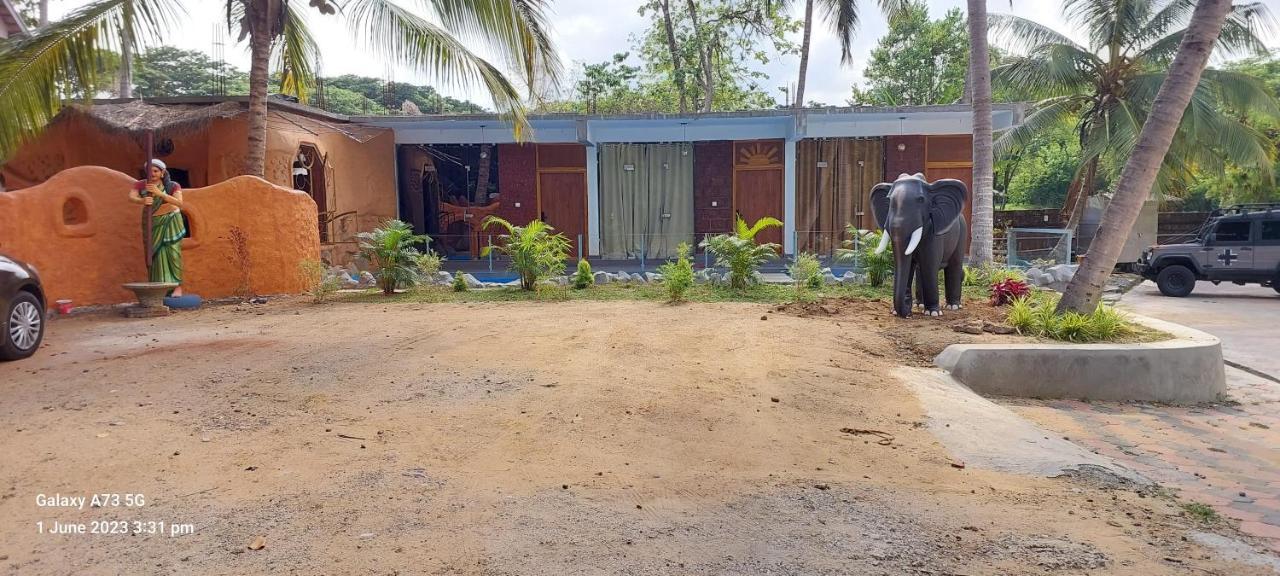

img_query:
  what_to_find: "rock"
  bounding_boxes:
[982,321,1016,335]
[645,272,661,283]
[247,535,266,550]
[339,272,360,288]
[1048,264,1078,283]
[594,271,611,284]
[953,321,984,335]
[434,271,454,285]
[359,271,378,287]
[694,270,711,284]
[823,272,840,285]
[632,273,647,283]
[616,271,631,282]
[461,274,484,289]
[840,271,865,286]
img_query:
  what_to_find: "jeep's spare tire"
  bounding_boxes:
[1156,265,1196,297]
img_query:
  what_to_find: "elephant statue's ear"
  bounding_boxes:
[870,183,892,230]
[928,179,967,231]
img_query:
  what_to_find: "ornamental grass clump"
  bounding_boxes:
[657,242,695,302]
[701,216,782,290]
[297,259,340,303]
[1007,293,1134,342]
[358,219,429,295]
[480,217,571,291]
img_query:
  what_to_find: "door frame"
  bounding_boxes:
[731,140,785,228]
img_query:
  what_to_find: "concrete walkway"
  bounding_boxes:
[1006,281,1280,552]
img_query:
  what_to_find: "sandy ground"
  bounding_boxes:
[0,297,1270,575]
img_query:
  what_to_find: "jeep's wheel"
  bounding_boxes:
[1156,265,1196,297]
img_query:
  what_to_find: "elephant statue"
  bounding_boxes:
[870,173,968,318]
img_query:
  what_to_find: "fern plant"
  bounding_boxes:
[700,216,782,290]
[657,242,696,302]
[835,226,892,288]
[480,217,571,291]
[357,219,429,295]
[572,259,594,289]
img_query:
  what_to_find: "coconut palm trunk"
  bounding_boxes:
[795,0,814,107]
[244,2,272,178]
[966,0,994,265]
[1056,0,1235,314]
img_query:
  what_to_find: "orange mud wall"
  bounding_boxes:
[0,166,320,307]
[3,112,396,265]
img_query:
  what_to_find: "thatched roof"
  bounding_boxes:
[56,100,246,142]
[53,99,385,144]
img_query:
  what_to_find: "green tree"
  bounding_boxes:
[991,0,1277,227]
[318,74,486,115]
[789,0,906,107]
[1184,52,1280,207]
[637,0,799,112]
[1059,0,1252,313]
[0,0,558,173]
[133,46,249,97]
[849,3,967,106]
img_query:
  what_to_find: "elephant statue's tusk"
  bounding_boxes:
[875,230,891,255]
[903,227,923,256]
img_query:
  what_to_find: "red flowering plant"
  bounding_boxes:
[989,278,1032,306]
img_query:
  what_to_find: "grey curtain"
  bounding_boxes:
[598,143,694,259]
[644,143,693,259]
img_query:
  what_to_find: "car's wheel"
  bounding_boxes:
[1,292,45,360]
[1155,265,1196,297]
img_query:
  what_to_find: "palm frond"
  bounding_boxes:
[990,46,1098,99]
[816,0,859,65]
[1199,69,1280,118]
[276,0,320,101]
[994,95,1085,157]
[0,0,182,161]
[346,0,531,138]
[1138,2,1273,61]
[989,13,1085,55]
[420,0,561,97]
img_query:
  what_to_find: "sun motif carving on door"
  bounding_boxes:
[735,141,781,167]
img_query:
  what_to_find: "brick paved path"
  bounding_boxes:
[1008,281,1280,552]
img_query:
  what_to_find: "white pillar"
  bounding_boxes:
[585,144,600,257]
[783,138,797,256]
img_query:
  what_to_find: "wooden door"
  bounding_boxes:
[538,171,587,255]
[733,140,785,249]
[925,135,974,228]
[536,144,588,256]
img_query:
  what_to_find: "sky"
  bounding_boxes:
[49,0,1280,110]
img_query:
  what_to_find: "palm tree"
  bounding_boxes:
[0,0,559,176]
[700,215,782,289]
[991,0,1275,230]
[966,0,994,265]
[1058,0,1241,314]
[790,0,904,108]
[479,216,571,291]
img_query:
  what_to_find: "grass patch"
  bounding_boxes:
[1182,502,1219,523]
[339,281,993,305]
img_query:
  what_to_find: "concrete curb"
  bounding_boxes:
[934,312,1226,404]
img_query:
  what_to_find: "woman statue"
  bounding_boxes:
[128,159,186,296]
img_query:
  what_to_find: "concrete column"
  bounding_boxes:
[783,138,797,256]
[585,144,600,257]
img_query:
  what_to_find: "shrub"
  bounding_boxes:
[700,216,782,290]
[835,226,892,288]
[572,259,594,289]
[1006,292,1135,342]
[480,217,571,291]
[297,259,340,303]
[357,219,429,295]
[789,252,823,292]
[452,274,468,292]
[964,263,1026,287]
[989,279,1032,306]
[415,252,443,278]
[657,242,695,302]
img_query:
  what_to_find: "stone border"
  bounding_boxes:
[934,313,1226,404]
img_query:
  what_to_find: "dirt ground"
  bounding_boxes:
[0,297,1270,575]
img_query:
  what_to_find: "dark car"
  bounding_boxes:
[1,253,46,360]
